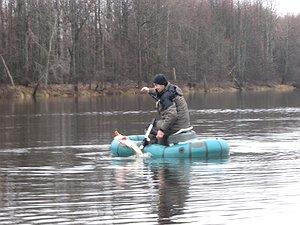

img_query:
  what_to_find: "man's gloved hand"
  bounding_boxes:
[140,87,149,93]
[156,129,165,139]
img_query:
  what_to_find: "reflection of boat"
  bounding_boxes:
[110,134,230,159]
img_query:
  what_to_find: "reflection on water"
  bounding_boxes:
[149,159,191,223]
[1,90,300,224]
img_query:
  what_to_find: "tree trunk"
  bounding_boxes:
[282,22,290,84]
[44,19,57,86]
[133,1,142,87]
[165,6,170,67]
[173,67,176,82]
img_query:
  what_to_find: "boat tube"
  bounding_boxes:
[110,132,229,159]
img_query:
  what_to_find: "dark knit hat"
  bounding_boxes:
[153,74,168,86]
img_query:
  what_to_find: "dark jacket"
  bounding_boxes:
[150,83,190,135]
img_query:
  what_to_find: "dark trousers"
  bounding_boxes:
[148,125,170,146]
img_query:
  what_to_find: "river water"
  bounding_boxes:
[0,90,300,225]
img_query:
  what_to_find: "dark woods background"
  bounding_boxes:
[0,0,299,91]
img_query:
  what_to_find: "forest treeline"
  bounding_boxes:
[0,0,299,93]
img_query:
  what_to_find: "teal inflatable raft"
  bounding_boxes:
[110,133,230,159]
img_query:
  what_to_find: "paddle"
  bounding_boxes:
[139,118,156,150]
[113,92,159,156]
[114,117,156,155]
[138,92,160,149]
[113,131,143,156]
[148,92,159,101]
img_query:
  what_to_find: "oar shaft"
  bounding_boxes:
[149,93,159,101]
[140,118,156,150]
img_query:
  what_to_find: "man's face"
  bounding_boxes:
[153,83,165,93]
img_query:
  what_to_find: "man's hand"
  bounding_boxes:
[140,87,149,93]
[156,130,165,139]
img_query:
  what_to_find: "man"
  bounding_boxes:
[140,74,190,145]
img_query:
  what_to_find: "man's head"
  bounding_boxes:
[153,74,168,93]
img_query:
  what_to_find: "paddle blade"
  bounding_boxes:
[122,139,143,156]
[113,130,143,156]
[113,130,127,140]
[113,130,121,137]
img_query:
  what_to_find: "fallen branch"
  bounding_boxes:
[0,54,15,86]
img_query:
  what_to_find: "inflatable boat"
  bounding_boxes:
[110,131,229,159]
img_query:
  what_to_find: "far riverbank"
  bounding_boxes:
[0,83,297,100]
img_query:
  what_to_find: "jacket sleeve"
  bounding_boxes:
[157,103,178,132]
